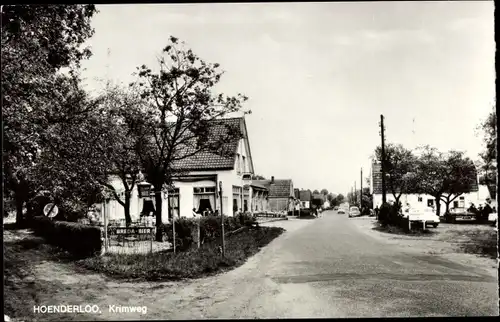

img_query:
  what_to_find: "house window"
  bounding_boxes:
[459,196,465,200]
[243,200,248,212]
[453,201,459,209]
[168,188,180,220]
[418,197,423,202]
[242,156,246,173]
[427,199,434,207]
[302,201,306,207]
[193,187,216,214]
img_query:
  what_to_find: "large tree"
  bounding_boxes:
[413,146,477,216]
[439,151,478,213]
[96,84,146,225]
[375,143,417,206]
[131,36,248,241]
[2,5,98,224]
[477,108,497,190]
[320,189,329,196]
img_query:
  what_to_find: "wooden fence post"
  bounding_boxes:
[173,216,176,254]
[150,227,153,254]
[197,218,201,249]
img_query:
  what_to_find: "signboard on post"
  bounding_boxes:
[138,182,153,198]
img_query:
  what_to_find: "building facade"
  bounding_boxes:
[101,117,271,224]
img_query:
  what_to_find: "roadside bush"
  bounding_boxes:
[161,214,259,252]
[30,216,102,258]
[299,208,311,217]
[78,226,285,281]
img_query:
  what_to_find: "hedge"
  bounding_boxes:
[161,213,258,252]
[30,216,102,258]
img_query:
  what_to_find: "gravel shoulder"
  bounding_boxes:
[349,217,498,278]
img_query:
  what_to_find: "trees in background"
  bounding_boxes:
[131,36,249,241]
[477,107,497,189]
[375,143,417,207]
[376,144,478,216]
[2,5,99,224]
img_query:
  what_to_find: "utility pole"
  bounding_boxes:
[360,168,363,208]
[380,115,387,204]
[354,181,357,206]
[219,181,225,257]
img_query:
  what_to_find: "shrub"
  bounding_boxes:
[78,226,285,281]
[30,216,102,258]
[161,214,258,252]
[299,208,311,217]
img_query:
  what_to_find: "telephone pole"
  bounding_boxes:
[354,181,357,206]
[380,115,387,204]
[360,168,363,208]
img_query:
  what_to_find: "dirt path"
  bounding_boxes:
[6,219,316,321]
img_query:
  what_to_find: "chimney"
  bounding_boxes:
[271,176,274,184]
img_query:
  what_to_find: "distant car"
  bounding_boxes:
[337,208,346,214]
[333,206,339,211]
[444,208,477,223]
[404,208,440,228]
[488,212,497,227]
[348,206,361,218]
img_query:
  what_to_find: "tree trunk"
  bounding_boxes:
[15,194,24,226]
[435,197,441,216]
[445,200,451,214]
[124,191,132,226]
[154,187,163,242]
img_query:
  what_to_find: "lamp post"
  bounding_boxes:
[219,181,225,257]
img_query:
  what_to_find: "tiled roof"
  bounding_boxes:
[253,179,293,198]
[171,118,242,171]
[299,190,312,201]
[371,162,479,195]
[250,182,269,191]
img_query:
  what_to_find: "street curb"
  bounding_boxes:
[257,217,289,224]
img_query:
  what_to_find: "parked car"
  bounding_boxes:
[333,206,339,211]
[488,211,497,227]
[444,208,477,223]
[348,206,361,218]
[337,208,346,214]
[403,208,440,228]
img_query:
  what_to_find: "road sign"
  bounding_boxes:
[43,203,59,218]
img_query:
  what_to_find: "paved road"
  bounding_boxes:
[173,210,498,318]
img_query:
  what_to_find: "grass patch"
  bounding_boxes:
[78,226,285,281]
[372,222,437,237]
[448,228,498,259]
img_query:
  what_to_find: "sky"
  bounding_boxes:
[80,1,495,196]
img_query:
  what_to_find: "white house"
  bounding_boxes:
[370,162,481,215]
[101,117,269,224]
